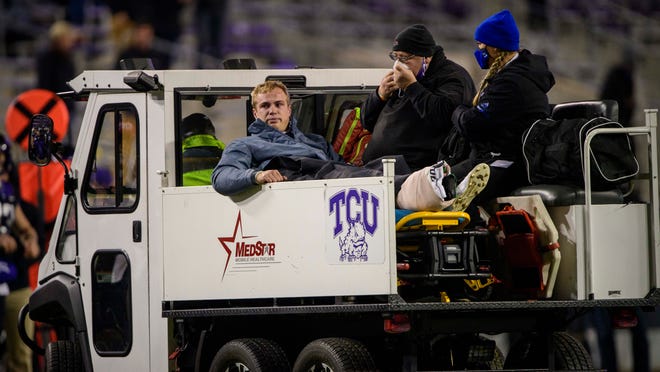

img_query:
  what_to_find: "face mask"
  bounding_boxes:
[474,48,490,69]
[416,59,427,79]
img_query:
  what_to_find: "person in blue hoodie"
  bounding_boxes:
[451,9,555,213]
[211,80,490,212]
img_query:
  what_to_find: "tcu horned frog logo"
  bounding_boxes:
[329,188,380,262]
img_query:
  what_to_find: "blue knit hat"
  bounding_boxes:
[474,9,519,51]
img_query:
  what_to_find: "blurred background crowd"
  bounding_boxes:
[0,0,659,371]
[0,0,659,128]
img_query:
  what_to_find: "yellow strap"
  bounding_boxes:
[338,107,361,156]
[349,133,369,164]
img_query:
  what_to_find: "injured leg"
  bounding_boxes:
[396,162,490,212]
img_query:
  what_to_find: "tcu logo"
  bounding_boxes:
[328,188,380,262]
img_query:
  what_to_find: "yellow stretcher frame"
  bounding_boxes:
[395,210,471,232]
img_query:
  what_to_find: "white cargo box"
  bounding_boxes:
[162,174,398,301]
[551,203,650,300]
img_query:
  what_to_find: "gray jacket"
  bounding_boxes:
[211,118,341,195]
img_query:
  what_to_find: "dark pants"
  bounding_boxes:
[265,155,412,193]
[450,156,528,224]
[591,307,650,372]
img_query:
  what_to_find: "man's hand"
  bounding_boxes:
[20,232,40,260]
[0,234,17,255]
[377,70,396,101]
[255,169,287,185]
[393,62,416,91]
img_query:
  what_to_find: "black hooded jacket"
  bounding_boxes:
[361,46,476,171]
[452,49,555,162]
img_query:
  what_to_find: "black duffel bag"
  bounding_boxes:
[522,116,639,191]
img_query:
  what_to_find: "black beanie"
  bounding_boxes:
[392,24,435,57]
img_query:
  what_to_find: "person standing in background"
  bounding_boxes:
[600,48,635,126]
[115,22,171,69]
[594,48,648,372]
[589,307,650,372]
[36,20,79,96]
[36,20,80,127]
[194,0,229,68]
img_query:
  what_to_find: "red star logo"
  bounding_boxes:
[218,211,256,280]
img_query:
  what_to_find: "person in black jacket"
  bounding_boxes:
[600,48,635,126]
[361,24,476,172]
[115,22,171,70]
[36,21,79,95]
[451,9,555,217]
[36,20,80,153]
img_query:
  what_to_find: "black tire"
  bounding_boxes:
[209,338,290,372]
[46,340,82,372]
[551,332,594,370]
[292,337,376,372]
[504,331,594,370]
[428,334,503,370]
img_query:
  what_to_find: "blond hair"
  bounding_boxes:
[49,21,73,40]
[251,81,290,109]
[472,50,516,107]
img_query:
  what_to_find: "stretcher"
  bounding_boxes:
[395,209,495,301]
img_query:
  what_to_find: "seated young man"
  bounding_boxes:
[211,80,489,212]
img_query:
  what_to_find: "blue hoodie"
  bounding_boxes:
[211,118,341,195]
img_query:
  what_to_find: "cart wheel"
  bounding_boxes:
[465,335,504,370]
[209,338,290,372]
[292,337,376,372]
[46,340,82,372]
[428,334,503,370]
[504,331,593,370]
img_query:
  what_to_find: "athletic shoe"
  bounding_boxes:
[448,163,490,211]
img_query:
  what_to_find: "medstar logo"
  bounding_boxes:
[218,211,277,280]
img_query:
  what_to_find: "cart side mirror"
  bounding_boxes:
[28,114,54,166]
